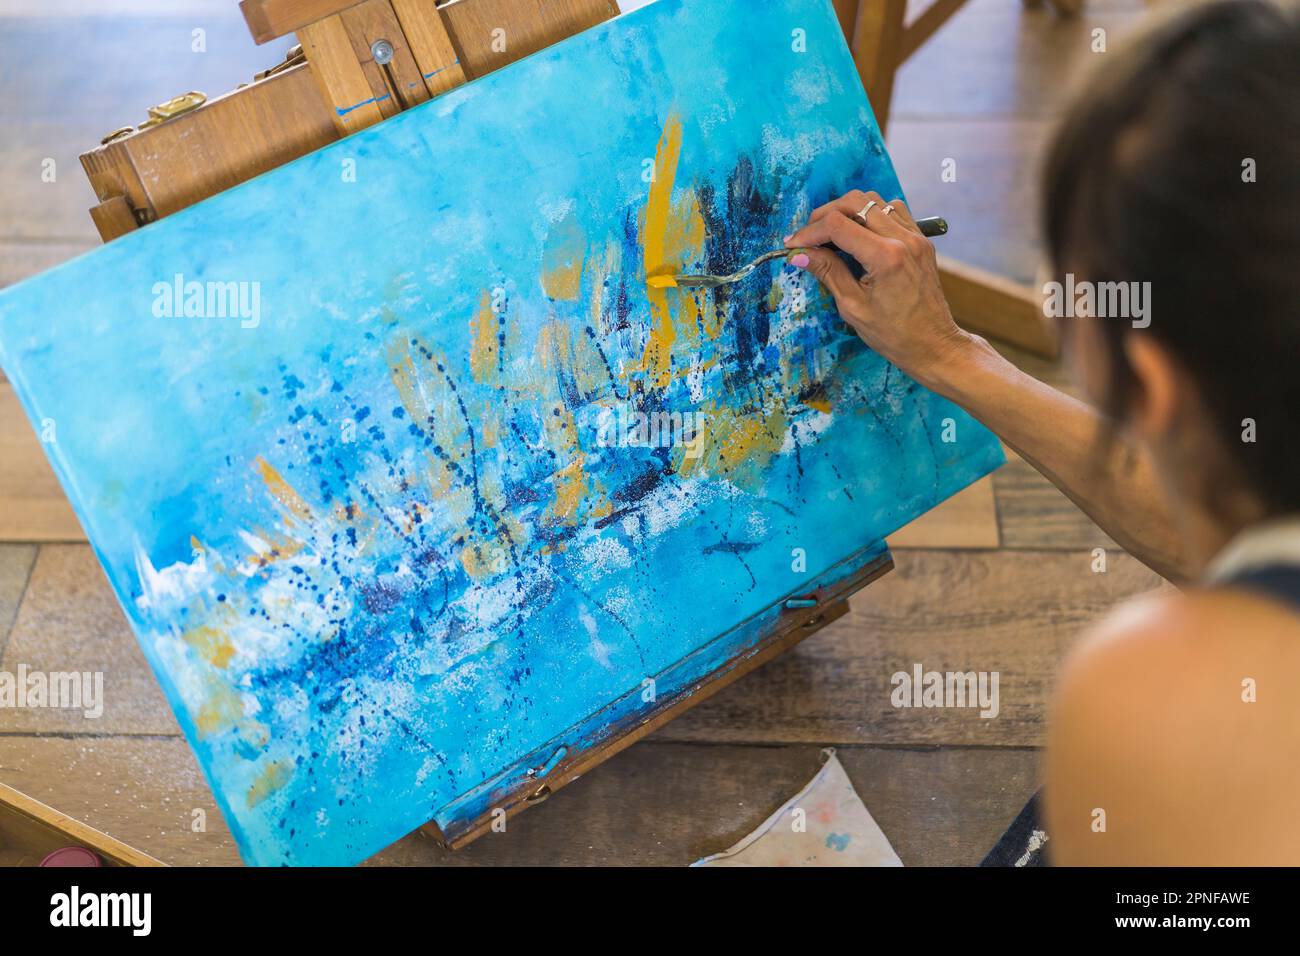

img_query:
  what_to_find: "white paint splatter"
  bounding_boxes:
[580,605,614,670]
[1015,830,1049,867]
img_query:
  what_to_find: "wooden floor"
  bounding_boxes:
[0,0,1169,865]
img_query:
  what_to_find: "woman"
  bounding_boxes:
[785,0,1300,865]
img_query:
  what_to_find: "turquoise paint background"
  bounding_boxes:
[0,0,1004,865]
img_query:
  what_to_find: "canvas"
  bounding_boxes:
[0,0,1004,865]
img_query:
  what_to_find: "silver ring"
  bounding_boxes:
[851,200,877,227]
[882,204,896,216]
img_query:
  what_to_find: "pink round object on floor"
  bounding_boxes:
[40,846,102,867]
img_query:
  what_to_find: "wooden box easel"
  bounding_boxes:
[71,0,1032,852]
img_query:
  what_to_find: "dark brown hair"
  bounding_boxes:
[1043,0,1300,518]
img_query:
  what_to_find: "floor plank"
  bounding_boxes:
[888,118,1049,284]
[0,383,84,541]
[0,240,97,289]
[995,457,1117,550]
[0,545,176,735]
[657,548,1172,747]
[0,734,1035,867]
[0,735,238,866]
[0,543,36,652]
[375,743,1040,867]
[0,544,1167,745]
[888,473,1000,550]
[891,0,1150,120]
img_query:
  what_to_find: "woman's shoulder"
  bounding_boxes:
[1061,584,1300,687]
[1051,584,1300,742]
[1043,585,1300,864]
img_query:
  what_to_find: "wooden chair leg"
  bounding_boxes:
[849,0,908,136]
[1046,0,1084,15]
[839,0,1062,359]
[832,0,860,39]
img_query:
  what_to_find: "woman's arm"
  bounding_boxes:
[919,334,1191,581]
[786,190,1193,582]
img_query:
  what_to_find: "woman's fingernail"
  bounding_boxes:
[783,234,795,245]
[790,253,810,269]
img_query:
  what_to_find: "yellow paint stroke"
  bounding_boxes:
[459,467,526,577]
[255,456,314,525]
[765,279,785,312]
[805,396,832,414]
[675,402,788,490]
[529,323,598,529]
[182,622,236,669]
[241,527,305,573]
[527,320,615,534]
[189,534,230,574]
[388,333,530,580]
[636,115,711,387]
[246,759,293,809]
[541,392,588,526]
[424,449,456,498]
[194,681,242,736]
[535,318,567,368]
[538,316,605,403]
[468,290,500,385]
[541,209,587,301]
[192,674,268,749]
[638,116,685,388]
[388,338,433,430]
[332,500,364,526]
[696,287,725,342]
[643,115,684,276]
[667,189,707,265]
[663,188,708,352]
[389,338,474,530]
[549,457,588,526]
[388,336,479,504]
[460,536,508,578]
[677,280,705,349]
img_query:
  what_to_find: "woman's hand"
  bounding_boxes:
[785,190,974,390]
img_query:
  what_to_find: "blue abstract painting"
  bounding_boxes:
[0,0,1003,865]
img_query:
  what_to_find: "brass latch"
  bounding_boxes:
[254,43,306,82]
[525,744,568,802]
[139,91,207,128]
[101,91,207,144]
